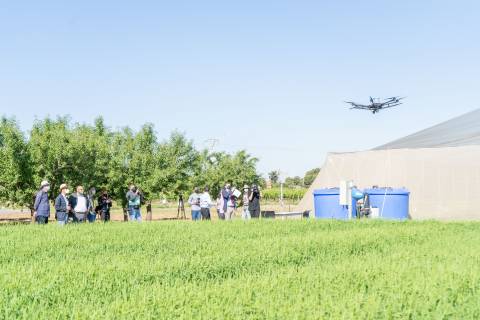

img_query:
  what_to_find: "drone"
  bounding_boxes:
[345,96,405,114]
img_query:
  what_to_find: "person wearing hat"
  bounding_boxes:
[242,185,251,220]
[200,186,213,220]
[33,180,51,224]
[188,187,202,221]
[55,184,71,226]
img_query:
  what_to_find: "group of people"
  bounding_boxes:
[187,183,261,221]
[32,180,135,225]
[33,180,261,225]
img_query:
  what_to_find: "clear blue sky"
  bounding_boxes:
[1,1,479,177]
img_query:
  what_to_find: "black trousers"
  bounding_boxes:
[250,208,261,218]
[201,208,211,220]
[35,216,49,224]
[101,210,111,222]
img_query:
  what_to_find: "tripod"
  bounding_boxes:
[177,195,186,220]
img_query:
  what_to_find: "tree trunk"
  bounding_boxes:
[146,201,152,221]
[123,207,128,222]
[30,207,35,224]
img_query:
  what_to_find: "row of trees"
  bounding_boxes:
[0,117,261,211]
[268,168,320,189]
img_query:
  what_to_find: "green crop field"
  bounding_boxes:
[1,220,480,319]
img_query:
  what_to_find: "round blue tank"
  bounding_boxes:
[364,188,410,220]
[313,188,356,219]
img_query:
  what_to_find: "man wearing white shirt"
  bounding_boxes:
[69,186,91,223]
[200,187,213,220]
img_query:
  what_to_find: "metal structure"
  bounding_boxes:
[345,96,405,114]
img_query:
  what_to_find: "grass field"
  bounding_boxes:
[1,220,480,319]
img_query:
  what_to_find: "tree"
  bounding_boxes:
[304,168,320,187]
[194,150,260,198]
[1,117,264,218]
[155,131,201,199]
[0,118,34,210]
[28,117,73,201]
[268,170,280,185]
[285,176,303,188]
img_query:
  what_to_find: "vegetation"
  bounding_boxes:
[261,187,306,201]
[303,167,320,187]
[1,220,479,319]
[267,168,320,189]
[0,117,261,209]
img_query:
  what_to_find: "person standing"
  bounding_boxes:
[97,190,113,222]
[225,187,237,220]
[200,187,213,220]
[69,186,91,223]
[188,187,202,221]
[55,184,71,226]
[33,180,51,224]
[126,185,142,222]
[249,184,262,218]
[221,183,232,217]
[87,187,97,223]
[216,192,225,220]
[242,185,251,220]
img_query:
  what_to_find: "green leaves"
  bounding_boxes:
[0,118,262,208]
[0,117,34,208]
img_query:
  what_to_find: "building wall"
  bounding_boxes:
[297,146,480,220]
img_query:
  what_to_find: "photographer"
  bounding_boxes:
[97,190,113,222]
[248,184,261,218]
[126,185,142,222]
[188,187,202,221]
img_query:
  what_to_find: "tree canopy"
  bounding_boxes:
[0,117,261,208]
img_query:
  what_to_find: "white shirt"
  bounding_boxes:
[63,194,69,208]
[200,193,213,209]
[75,195,88,212]
[188,193,202,211]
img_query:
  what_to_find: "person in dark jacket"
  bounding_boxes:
[248,184,262,218]
[97,190,113,222]
[69,186,92,223]
[55,184,70,226]
[34,180,51,224]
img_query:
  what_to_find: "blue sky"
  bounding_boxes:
[1,1,479,177]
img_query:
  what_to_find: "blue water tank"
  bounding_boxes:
[364,188,410,220]
[313,188,356,219]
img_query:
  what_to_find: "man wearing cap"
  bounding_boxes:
[34,181,51,224]
[55,184,70,226]
[242,185,251,220]
[69,186,91,223]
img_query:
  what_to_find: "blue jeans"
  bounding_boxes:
[87,212,96,223]
[129,206,142,222]
[35,216,49,224]
[191,210,201,221]
[242,207,251,220]
[57,212,68,226]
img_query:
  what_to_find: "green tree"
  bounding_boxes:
[285,176,303,188]
[0,118,34,210]
[304,168,320,187]
[195,150,260,198]
[155,131,201,199]
[268,170,280,185]
[28,117,73,200]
